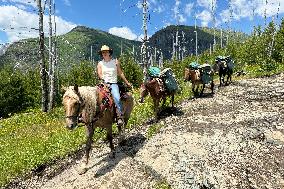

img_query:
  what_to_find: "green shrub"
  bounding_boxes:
[119,53,144,88]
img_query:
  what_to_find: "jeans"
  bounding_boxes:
[110,84,123,115]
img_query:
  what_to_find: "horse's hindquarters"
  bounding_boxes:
[122,93,134,121]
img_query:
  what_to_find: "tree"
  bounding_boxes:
[37,0,48,112]
[119,53,144,88]
[274,18,284,63]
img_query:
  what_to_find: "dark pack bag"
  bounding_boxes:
[148,66,161,78]
[227,60,235,70]
[160,68,179,93]
[199,64,213,84]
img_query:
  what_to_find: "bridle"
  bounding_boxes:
[65,92,84,121]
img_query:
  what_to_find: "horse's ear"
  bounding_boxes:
[74,84,79,93]
[61,85,67,93]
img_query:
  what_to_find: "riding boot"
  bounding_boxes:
[117,113,124,127]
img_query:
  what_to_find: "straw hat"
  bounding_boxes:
[98,45,113,56]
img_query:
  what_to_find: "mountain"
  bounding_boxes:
[148,25,218,60]
[0,25,246,70]
[0,26,141,70]
[0,44,9,56]
[148,25,247,60]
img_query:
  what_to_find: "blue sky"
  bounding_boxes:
[0,0,283,45]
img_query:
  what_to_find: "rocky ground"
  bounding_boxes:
[5,74,284,189]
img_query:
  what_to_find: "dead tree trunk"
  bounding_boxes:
[37,0,48,112]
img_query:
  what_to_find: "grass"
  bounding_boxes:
[0,108,86,186]
[154,180,172,189]
[0,81,191,187]
[147,123,164,139]
[1,64,283,187]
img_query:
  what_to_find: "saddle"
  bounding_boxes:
[97,83,114,112]
[97,82,130,112]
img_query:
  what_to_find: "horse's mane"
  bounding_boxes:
[63,86,98,119]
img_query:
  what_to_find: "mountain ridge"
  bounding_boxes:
[0,25,245,69]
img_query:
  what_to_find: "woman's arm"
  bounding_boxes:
[97,62,103,80]
[116,59,132,87]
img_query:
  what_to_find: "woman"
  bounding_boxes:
[97,45,132,126]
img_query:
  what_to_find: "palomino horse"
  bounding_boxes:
[139,78,175,119]
[62,84,134,174]
[184,68,214,96]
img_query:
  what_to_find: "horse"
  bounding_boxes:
[184,67,214,97]
[139,78,175,119]
[213,58,234,87]
[62,84,134,174]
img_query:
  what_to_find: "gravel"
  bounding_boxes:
[5,73,284,189]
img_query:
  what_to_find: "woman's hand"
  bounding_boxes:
[126,82,133,90]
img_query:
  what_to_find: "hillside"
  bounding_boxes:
[0,26,141,70]
[148,25,218,60]
[0,25,246,70]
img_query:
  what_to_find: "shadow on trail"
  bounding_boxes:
[89,133,146,178]
[188,92,215,100]
[145,106,185,124]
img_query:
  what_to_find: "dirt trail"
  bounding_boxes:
[8,74,284,189]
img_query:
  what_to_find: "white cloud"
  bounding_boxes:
[197,10,212,27]
[0,5,76,42]
[137,34,144,41]
[108,27,138,40]
[220,0,284,23]
[62,0,71,7]
[136,0,165,14]
[185,3,194,17]
[173,0,186,24]
[220,9,231,23]
[0,0,37,8]
[254,0,284,17]
[197,0,216,10]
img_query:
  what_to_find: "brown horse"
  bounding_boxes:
[139,78,175,119]
[184,68,214,96]
[62,84,134,174]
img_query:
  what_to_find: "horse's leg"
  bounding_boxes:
[211,81,215,94]
[78,124,94,175]
[153,98,160,120]
[226,72,229,85]
[219,73,222,87]
[229,71,232,82]
[200,83,205,97]
[196,84,200,96]
[171,94,174,108]
[106,126,115,157]
[192,83,196,96]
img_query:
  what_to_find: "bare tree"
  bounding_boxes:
[141,0,148,81]
[48,0,56,111]
[37,0,48,112]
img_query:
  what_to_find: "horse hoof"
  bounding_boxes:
[77,165,88,175]
[118,134,126,144]
[109,151,115,159]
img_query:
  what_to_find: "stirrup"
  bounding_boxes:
[117,117,124,127]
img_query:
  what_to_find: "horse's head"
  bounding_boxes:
[184,68,200,82]
[184,68,190,81]
[62,85,84,130]
[139,83,148,103]
[220,60,227,69]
